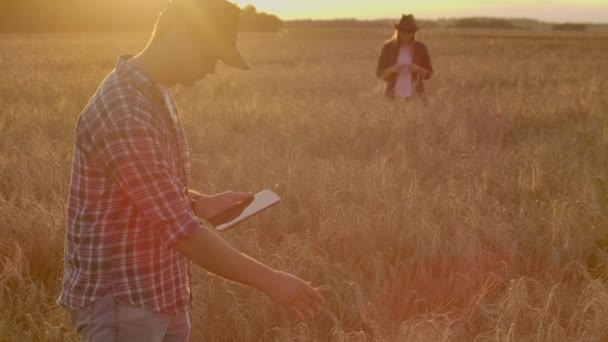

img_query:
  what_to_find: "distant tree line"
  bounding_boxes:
[285,19,437,30]
[552,23,587,31]
[239,5,282,32]
[283,17,597,32]
[0,0,282,33]
[447,18,589,31]
[450,18,520,29]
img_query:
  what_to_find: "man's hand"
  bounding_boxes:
[173,227,326,322]
[195,191,254,220]
[262,271,325,321]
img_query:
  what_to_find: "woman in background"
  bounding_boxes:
[376,14,433,100]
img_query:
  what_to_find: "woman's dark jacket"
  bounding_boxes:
[376,40,433,98]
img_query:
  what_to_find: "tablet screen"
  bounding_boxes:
[209,190,281,232]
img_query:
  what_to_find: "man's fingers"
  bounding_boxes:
[224,191,252,199]
[240,192,254,199]
[216,192,253,207]
[315,285,332,293]
[306,293,324,307]
[303,284,325,304]
[288,306,305,321]
[296,291,321,309]
[294,302,315,320]
[295,288,324,316]
[231,192,254,203]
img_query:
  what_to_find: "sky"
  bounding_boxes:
[235,0,608,23]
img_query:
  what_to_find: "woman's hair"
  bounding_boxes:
[389,30,399,42]
[387,29,416,44]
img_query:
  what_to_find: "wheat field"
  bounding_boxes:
[1,27,608,341]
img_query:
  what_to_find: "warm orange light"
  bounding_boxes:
[236,0,608,22]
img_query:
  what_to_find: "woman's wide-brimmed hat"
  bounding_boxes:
[394,14,419,32]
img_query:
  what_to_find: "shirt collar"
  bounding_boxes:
[115,55,160,97]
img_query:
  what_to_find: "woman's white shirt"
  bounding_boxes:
[395,47,413,98]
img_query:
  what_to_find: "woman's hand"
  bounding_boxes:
[407,63,421,73]
[409,63,430,78]
[195,191,254,220]
[384,63,427,78]
[382,64,405,80]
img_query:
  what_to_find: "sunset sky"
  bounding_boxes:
[236,0,608,23]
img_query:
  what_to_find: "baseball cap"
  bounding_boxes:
[168,0,249,70]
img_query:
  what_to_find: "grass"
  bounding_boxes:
[0,27,607,341]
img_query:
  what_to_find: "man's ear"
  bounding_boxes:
[165,23,194,56]
[159,20,185,43]
[172,21,191,38]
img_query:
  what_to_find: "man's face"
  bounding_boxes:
[174,30,220,86]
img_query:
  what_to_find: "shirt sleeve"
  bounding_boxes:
[96,115,201,247]
[419,44,433,80]
[376,44,389,79]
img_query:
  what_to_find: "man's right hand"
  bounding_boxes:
[261,271,325,321]
[173,227,326,322]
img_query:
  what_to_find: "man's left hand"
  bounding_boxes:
[194,191,254,220]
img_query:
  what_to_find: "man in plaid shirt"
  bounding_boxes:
[59,0,324,340]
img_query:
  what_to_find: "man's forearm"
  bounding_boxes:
[172,226,275,292]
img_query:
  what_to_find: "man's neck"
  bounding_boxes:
[128,45,176,88]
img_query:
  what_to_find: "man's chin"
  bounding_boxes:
[180,80,195,87]
[180,76,206,87]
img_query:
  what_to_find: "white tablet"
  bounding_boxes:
[208,190,281,232]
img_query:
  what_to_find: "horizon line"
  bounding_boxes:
[280,15,608,25]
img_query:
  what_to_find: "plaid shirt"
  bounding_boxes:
[58,55,202,313]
